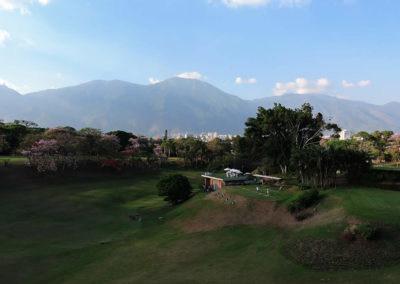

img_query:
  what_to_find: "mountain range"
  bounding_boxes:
[1,77,399,136]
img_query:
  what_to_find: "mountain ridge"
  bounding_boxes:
[0,78,399,136]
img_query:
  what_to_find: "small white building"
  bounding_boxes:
[340,129,352,140]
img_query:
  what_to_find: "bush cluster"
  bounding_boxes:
[287,189,320,213]
[342,223,377,242]
[157,174,192,205]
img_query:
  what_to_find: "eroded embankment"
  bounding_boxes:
[178,188,345,233]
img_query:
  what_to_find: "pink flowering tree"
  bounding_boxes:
[22,139,59,173]
[44,127,82,169]
[126,137,146,167]
[128,136,166,168]
[128,137,149,153]
[153,144,167,166]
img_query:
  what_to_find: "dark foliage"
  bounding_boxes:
[157,174,193,205]
[244,103,340,174]
[107,130,136,150]
[287,189,320,214]
[357,224,377,240]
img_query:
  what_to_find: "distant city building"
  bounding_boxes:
[340,129,352,140]
[170,131,235,141]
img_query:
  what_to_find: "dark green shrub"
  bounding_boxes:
[357,224,377,240]
[157,174,192,205]
[287,189,320,213]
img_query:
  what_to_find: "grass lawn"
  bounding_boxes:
[0,155,28,165]
[373,164,400,171]
[225,184,293,205]
[1,169,400,283]
[331,187,400,224]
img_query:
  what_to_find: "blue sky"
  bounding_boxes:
[0,0,399,104]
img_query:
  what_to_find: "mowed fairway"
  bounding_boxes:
[1,170,400,284]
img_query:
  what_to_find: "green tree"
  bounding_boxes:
[0,134,9,153]
[161,139,176,157]
[77,128,102,156]
[0,123,28,154]
[163,129,168,141]
[13,120,38,128]
[157,174,192,204]
[107,130,136,150]
[291,144,371,188]
[244,103,340,174]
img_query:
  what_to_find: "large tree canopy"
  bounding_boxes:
[244,103,340,174]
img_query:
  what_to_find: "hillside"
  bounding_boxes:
[1,166,400,283]
[1,78,399,135]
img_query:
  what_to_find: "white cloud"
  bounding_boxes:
[0,0,50,14]
[342,79,371,88]
[0,29,10,46]
[149,77,161,84]
[358,80,371,87]
[279,0,311,7]
[273,78,330,96]
[342,80,355,88]
[221,0,271,8]
[235,77,257,84]
[176,72,203,80]
[219,0,310,8]
[55,72,63,79]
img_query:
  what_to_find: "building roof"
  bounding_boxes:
[252,174,282,180]
[201,174,248,182]
[201,175,224,181]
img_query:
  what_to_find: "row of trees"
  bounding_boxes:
[241,104,371,188]
[0,120,241,172]
[3,103,397,188]
[0,122,169,173]
[158,103,380,188]
[351,131,400,165]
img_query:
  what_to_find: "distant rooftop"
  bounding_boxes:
[201,172,248,182]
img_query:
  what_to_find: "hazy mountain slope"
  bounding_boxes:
[0,78,399,135]
[252,94,400,132]
[2,78,253,135]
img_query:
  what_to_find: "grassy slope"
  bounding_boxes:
[0,156,27,164]
[1,170,400,283]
